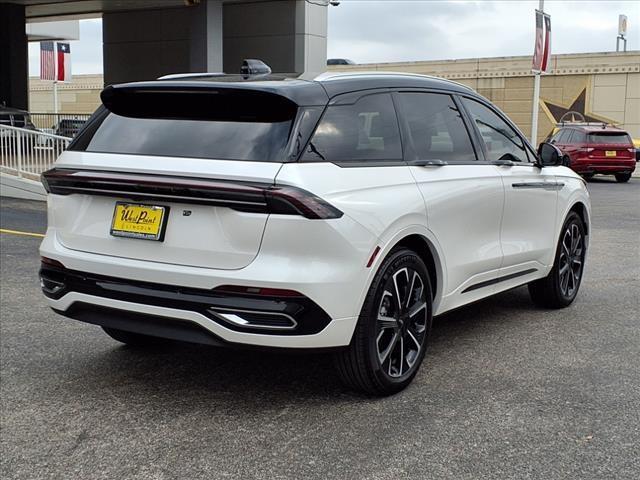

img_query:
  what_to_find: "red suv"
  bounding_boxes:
[550,124,635,183]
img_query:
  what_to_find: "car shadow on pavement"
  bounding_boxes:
[64,286,538,404]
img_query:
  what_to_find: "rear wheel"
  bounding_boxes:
[615,172,631,183]
[102,327,166,347]
[334,248,433,396]
[582,173,594,181]
[528,212,586,308]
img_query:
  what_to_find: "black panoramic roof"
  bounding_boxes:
[105,72,476,108]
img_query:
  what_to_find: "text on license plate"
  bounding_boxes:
[605,150,616,157]
[110,203,168,241]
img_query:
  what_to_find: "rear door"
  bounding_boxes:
[394,91,505,304]
[48,87,305,270]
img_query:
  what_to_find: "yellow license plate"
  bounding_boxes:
[605,150,617,157]
[110,203,168,241]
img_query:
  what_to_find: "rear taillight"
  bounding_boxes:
[265,185,343,220]
[41,168,343,220]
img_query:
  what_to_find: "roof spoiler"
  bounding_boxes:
[100,83,297,122]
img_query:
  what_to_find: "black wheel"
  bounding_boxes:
[334,248,433,396]
[102,327,166,347]
[582,173,594,181]
[615,172,631,183]
[528,212,586,308]
[562,155,571,167]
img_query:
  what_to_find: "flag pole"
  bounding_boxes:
[53,80,58,115]
[530,0,544,145]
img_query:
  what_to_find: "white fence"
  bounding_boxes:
[0,124,70,179]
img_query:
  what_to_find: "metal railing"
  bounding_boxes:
[1,124,70,179]
[29,112,91,137]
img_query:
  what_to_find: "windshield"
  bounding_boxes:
[70,110,294,162]
[588,132,631,145]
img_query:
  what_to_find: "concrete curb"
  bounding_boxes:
[0,173,47,202]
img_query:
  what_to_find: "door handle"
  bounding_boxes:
[491,160,515,166]
[411,159,447,167]
[512,182,564,191]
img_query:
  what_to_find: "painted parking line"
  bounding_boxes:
[0,228,45,238]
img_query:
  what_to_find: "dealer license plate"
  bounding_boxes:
[605,150,617,157]
[110,203,168,241]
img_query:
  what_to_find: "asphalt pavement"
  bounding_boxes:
[1,177,639,480]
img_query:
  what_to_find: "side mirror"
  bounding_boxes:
[537,142,563,167]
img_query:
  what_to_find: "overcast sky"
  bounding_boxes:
[28,0,639,76]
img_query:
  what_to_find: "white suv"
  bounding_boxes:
[39,71,590,395]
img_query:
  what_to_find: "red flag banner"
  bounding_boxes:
[532,10,544,72]
[56,42,72,82]
[541,13,552,73]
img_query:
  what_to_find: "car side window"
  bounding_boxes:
[461,97,529,162]
[396,92,476,162]
[573,130,587,144]
[301,93,402,164]
[566,130,577,144]
[555,130,570,144]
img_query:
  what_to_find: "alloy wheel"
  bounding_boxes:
[558,223,584,298]
[376,267,428,378]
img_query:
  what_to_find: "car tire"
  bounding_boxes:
[582,173,594,181]
[562,155,571,167]
[334,248,433,396]
[102,327,166,347]
[528,212,586,309]
[615,173,631,183]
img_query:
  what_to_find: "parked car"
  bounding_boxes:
[549,124,635,182]
[54,118,87,138]
[39,69,590,395]
[0,105,39,139]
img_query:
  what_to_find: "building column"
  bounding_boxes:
[223,0,327,75]
[0,3,28,109]
[205,0,223,72]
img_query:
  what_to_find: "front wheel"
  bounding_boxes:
[334,248,433,396]
[528,212,586,308]
[615,172,631,183]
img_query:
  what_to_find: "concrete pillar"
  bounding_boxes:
[102,0,326,85]
[223,0,327,75]
[102,0,223,85]
[0,3,28,109]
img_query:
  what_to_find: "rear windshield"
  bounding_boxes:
[70,110,293,162]
[588,132,631,145]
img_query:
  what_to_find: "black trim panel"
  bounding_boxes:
[40,264,333,336]
[461,268,538,294]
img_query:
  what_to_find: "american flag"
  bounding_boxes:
[40,41,55,80]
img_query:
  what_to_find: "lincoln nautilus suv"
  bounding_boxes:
[39,68,590,395]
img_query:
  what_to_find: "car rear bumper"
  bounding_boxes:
[39,225,371,348]
[571,158,636,174]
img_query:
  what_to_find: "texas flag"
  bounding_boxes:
[56,42,71,82]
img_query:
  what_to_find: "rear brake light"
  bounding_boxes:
[628,148,635,153]
[266,185,343,220]
[40,168,343,220]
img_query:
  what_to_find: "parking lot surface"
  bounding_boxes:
[1,178,639,480]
